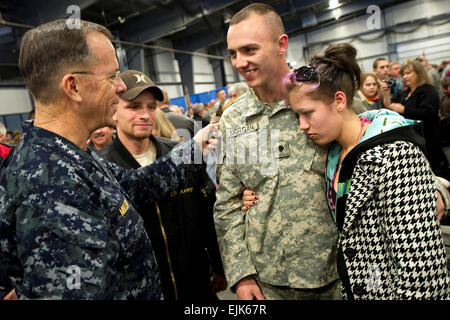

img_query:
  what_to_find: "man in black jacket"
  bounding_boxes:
[101,70,226,300]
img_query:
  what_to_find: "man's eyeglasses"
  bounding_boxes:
[283,65,320,92]
[72,70,121,82]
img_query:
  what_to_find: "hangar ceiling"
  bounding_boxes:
[0,0,411,82]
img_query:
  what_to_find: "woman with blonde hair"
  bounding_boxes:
[152,109,179,140]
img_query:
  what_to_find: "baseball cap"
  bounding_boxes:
[119,70,164,101]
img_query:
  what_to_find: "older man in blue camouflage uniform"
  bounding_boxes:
[214,3,340,300]
[0,19,217,299]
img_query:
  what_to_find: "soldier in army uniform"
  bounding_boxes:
[0,19,218,299]
[214,3,340,300]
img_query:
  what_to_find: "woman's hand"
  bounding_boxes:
[380,80,391,96]
[241,189,259,211]
[388,103,405,114]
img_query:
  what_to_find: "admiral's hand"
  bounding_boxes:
[193,123,221,156]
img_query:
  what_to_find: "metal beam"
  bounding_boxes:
[113,39,225,60]
[13,0,100,26]
[114,5,197,43]
[285,0,413,37]
[113,0,240,44]
[125,47,145,72]
[172,20,227,55]
[208,46,226,88]
[175,53,194,94]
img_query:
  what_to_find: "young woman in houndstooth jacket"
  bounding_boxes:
[243,43,449,300]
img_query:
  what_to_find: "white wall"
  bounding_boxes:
[386,0,450,65]
[149,0,450,99]
[192,48,216,93]
[286,0,450,74]
[147,0,450,99]
[0,88,33,115]
[3,0,448,110]
[224,57,241,84]
[152,39,184,99]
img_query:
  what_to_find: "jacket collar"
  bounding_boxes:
[23,120,90,165]
[334,122,426,232]
[109,134,173,169]
[327,110,425,181]
[241,88,290,119]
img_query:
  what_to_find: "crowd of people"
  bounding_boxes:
[0,2,450,301]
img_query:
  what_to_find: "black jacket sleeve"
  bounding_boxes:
[403,84,440,121]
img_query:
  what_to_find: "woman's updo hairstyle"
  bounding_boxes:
[307,43,361,108]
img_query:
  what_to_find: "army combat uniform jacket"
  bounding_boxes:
[0,121,204,299]
[214,89,339,290]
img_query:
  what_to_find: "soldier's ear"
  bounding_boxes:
[277,34,288,56]
[60,74,83,103]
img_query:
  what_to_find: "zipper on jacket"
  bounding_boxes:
[155,202,178,300]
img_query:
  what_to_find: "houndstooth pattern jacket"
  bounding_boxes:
[335,139,450,300]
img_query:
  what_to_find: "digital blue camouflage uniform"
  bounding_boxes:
[0,121,204,299]
[214,89,339,293]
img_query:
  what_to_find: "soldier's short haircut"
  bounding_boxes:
[19,19,113,105]
[229,3,285,40]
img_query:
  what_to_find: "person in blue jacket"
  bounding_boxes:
[0,19,218,300]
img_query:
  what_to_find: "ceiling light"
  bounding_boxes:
[329,0,339,9]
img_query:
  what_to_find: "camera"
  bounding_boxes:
[386,78,395,88]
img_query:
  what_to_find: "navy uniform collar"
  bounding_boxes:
[22,120,91,164]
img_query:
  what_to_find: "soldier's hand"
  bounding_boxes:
[241,190,259,211]
[193,123,221,156]
[235,276,265,300]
